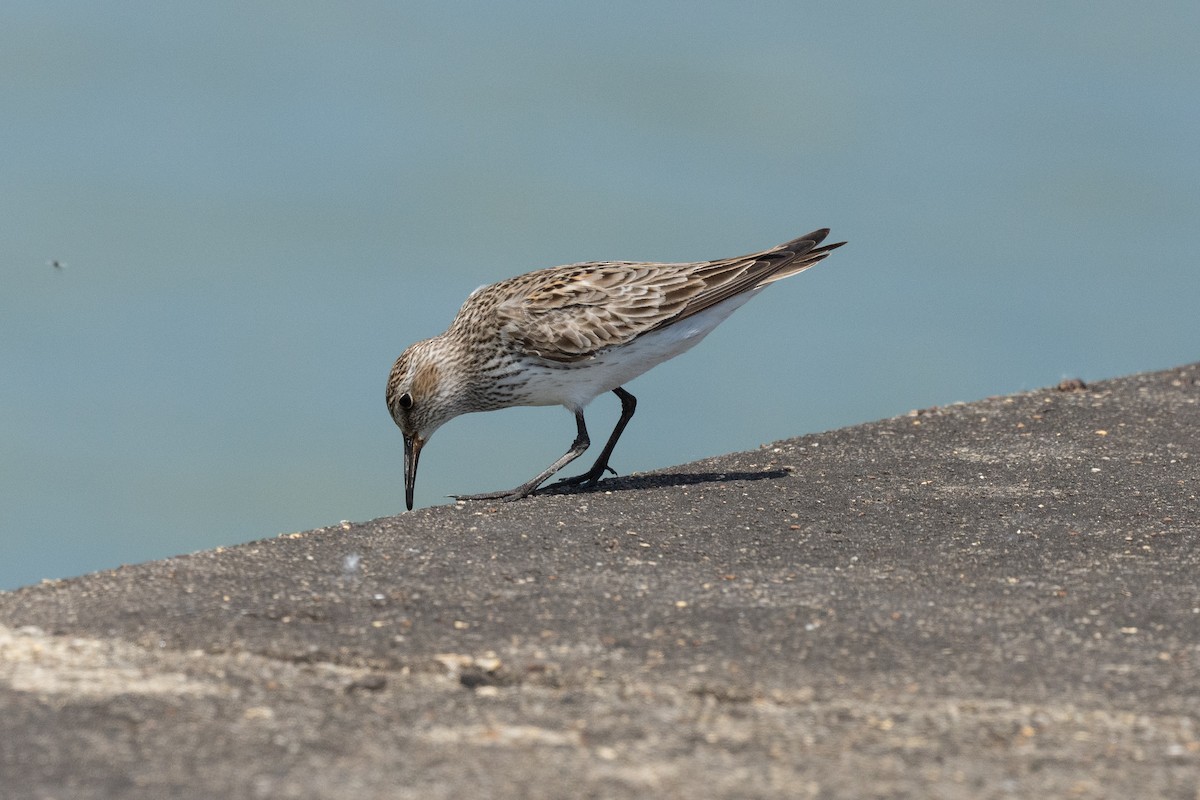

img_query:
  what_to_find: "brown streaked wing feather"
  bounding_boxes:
[496,263,706,362]
[647,229,842,331]
[496,229,843,363]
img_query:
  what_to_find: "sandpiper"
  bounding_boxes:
[387,228,845,510]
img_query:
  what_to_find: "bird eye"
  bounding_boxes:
[398,392,413,410]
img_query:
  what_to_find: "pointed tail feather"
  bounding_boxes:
[754,229,847,287]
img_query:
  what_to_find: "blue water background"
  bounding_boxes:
[3,3,1198,589]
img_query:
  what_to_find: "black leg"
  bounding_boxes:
[555,386,637,488]
[453,409,591,502]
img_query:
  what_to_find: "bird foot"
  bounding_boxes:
[451,465,618,503]
[553,464,618,489]
[451,485,538,503]
[451,491,509,502]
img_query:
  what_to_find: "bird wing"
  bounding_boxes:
[495,229,842,363]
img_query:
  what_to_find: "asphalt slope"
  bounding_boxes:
[2,363,1198,799]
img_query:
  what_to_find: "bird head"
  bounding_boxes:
[386,338,463,510]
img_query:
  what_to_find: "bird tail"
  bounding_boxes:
[753,228,847,287]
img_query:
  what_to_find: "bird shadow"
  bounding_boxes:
[534,468,791,498]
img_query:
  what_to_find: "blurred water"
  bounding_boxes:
[3,2,1198,589]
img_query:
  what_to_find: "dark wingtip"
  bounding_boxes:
[786,228,846,253]
[794,228,845,257]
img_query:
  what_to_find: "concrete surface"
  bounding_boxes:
[1,363,1198,799]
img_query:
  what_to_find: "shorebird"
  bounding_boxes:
[387,228,844,510]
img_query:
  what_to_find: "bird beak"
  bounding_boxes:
[404,434,424,511]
